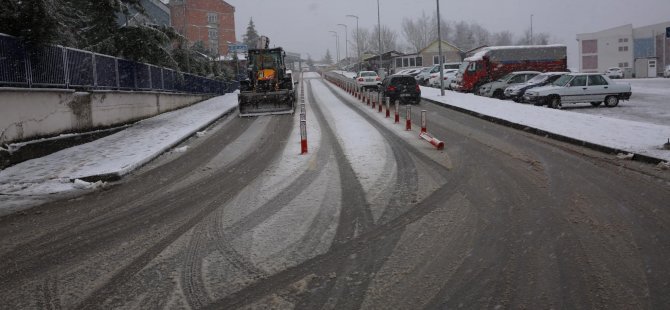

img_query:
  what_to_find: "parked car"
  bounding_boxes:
[405,68,424,77]
[523,73,632,109]
[605,67,624,79]
[421,63,462,86]
[429,69,458,88]
[504,72,568,102]
[414,67,433,85]
[478,71,540,98]
[664,65,670,78]
[354,71,382,90]
[381,74,421,105]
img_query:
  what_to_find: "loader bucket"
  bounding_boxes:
[238,90,295,117]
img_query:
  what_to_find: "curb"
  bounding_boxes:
[421,96,665,165]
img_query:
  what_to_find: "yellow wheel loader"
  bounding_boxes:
[238,38,296,116]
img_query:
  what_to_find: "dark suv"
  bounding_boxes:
[381,75,421,104]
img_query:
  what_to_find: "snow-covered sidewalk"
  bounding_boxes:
[420,87,670,162]
[0,93,239,201]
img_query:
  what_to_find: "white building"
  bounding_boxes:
[577,22,670,78]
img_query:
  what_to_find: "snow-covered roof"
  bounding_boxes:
[464,44,567,62]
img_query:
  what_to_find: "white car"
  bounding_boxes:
[354,71,382,89]
[428,69,458,88]
[523,73,632,109]
[664,65,670,78]
[605,67,624,79]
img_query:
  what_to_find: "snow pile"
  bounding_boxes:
[420,87,670,162]
[0,93,239,200]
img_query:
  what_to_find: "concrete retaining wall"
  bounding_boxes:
[0,88,209,144]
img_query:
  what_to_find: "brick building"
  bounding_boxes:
[169,0,236,55]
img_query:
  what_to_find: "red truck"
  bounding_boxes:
[452,45,567,93]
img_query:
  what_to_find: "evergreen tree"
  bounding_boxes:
[306,55,314,67]
[242,18,260,47]
[322,49,333,65]
[0,0,74,44]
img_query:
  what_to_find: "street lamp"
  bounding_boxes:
[436,0,445,95]
[376,0,383,76]
[337,23,348,68]
[328,31,340,66]
[346,14,360,71]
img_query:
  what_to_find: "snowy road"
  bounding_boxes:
[0,73,669,309]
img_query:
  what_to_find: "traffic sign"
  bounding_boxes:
[228,44,248,53]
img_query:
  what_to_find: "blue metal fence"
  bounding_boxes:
[0,33,235,94]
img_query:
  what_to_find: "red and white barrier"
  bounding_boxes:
[385,97,390,118]
[419,131,445,150]
[405,106,412,131]
[300,119,308,154]
[394,101,400,123]
[377,93,382,113]
[421,110,427,133]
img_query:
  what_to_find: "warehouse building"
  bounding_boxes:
[577,22,670,78]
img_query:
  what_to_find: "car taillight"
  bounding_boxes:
[415,84,420,92]
[358,78,364,82]
[430,74,437,78]
[376,77,381,81]
[387,86,397,92]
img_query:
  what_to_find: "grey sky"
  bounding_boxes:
[224,0,670,67]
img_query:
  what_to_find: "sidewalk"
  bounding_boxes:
[420,87,670,163]
[0,93,238,211]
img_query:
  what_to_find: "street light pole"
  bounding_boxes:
[437,0,445,95]
[329,31,340,67]
[346,14,360,71]
[346,15,360,71]
[377,0,383,76]
[337,24,348,68]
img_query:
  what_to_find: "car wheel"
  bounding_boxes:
[590,102,602,107]
[604,95,619,107]
[548,96,562,109]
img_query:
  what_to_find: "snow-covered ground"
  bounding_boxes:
[420,86,670,162]
[0,93,239,215]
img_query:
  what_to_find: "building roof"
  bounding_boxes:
[418,39,463,54]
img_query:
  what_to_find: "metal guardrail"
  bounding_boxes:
[0,33,237,95]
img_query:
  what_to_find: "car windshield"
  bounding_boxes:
[526,74,548,84]
[2,2,669,310]
[552,75,573,86]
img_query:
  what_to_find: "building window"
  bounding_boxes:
[619,46,629,52]
[432,55,446,65]
[207,12,218,24]
[395,58,402,67]
[582,55,597,70]
[623,38,628,43]
[208,28,218,40]
[416,57,422,67]
[582,40,597,54]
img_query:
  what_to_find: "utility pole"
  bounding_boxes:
[337,24,348,68]
[437,0,444,95]
[377,0,383,76]
[346,15,360,71]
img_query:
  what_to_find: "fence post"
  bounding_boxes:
[147,64,152,91]
[161,68,165,90]
[114,58,120,90]
[62,47,70,88]
[92,53,98,88]
[24,43,32,88]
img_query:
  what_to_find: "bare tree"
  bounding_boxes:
[470,23,491,47]
[370,25,398,53]
[516,28,552,45]
[492,31,514,45]
[351,28,371,54]
[401,11,433,53]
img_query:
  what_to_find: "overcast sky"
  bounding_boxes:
[224,0,670,67]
